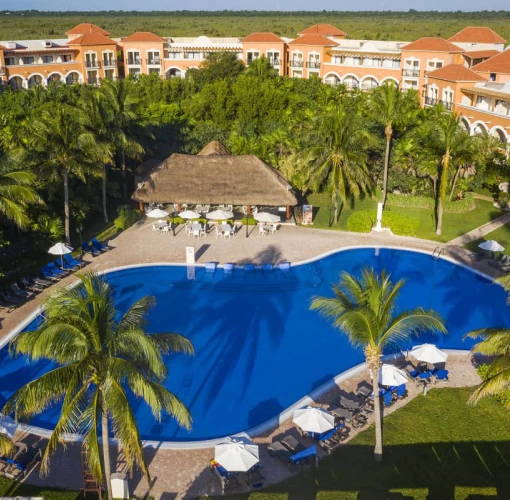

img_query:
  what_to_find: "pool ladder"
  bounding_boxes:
[432,246,445,259]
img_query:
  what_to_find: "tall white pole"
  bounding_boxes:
[374,202,383,232]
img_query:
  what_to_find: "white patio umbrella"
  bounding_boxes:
[48,242,73,268]
[146,208,169,219]
[410,344,448,364]
[214,436,259,472]
[206,209,234,220]
[179,210,201,220]
[0,414,17,439]
[478,240,505,252]
[254,212,280,223]
[293,406,335,434]
[378,364,408,386]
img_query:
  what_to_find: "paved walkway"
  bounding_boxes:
[448,210,510,247]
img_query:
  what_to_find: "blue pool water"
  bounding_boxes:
[1,248,509,442]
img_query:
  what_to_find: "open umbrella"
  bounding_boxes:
[410,344,448,364]
[146,208,169,218]
[378,364,408,386]
[478,240,505,252]
[206,209,234,220]
[293,406,335,434]
[0,415,17,439]
[179,210,201,220]
[48,242,73,268]
[254,213,280,223]
[214,436,259,472]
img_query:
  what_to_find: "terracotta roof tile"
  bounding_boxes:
[427,64,487,82]
[471,49,510,74]
[402,37,464,53]
[288,34,338,47]
[67,33,117,46]
[66,23,109,36]
[463,49,500,59]
[299,24,347,37]
[121,32,166,43]
[449,27,506,44]
[242,32,285,43]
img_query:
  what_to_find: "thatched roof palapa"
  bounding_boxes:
[132,142,297,206]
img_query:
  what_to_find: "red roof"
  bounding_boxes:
[427,64,487,82]
[298,24,347,37]
[66,23,109,36]
[472,49,510,74]
[67,33,117,46]
[402,37,464,53]
[463,49,500,60]
[121,32,166,43]
[289,34,338,47]
[449,27,506,44]
[242,32,285,43]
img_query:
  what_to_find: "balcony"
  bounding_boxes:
[424,96,454,110]
[270,59,280,67]
[85,61,101,69]
[103,60,117,68]
[424,96,438,106]
[306,61,321,69]
[127,58,142,66]
[87,77,98,85]
[147,58,161,65]
[402,69,420,77]
[361,83,379,91]
[290,60,304,68]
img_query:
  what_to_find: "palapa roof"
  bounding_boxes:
[132,142,297,206]
[449,27,506,44]
[427,64,487,82]
[401,37,464,53]
[242,32,285,43]
[299,24,347,37]
[66,23,110,36]
[471,49,510,74]
[121,31,166,43]
[135,159,162,185]
[289,34,338,47]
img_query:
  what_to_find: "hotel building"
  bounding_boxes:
[0,22,508,142]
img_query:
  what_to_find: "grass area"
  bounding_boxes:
[305,194,504,243]
[0,476,81,500]
[224,387,510,499]
[464,223,510,255]
[1,11,510,42]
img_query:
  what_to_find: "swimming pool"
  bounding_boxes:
[1,247,509,444]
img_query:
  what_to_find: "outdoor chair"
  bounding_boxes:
[21,277,44,293]
[91,238,108,252]
[244,464,264,489]
[289,445,317,467]
[203,205,211,213]
[1,291,24,306]
[418,372,432,385]
[394,384,408,399]
[433,369,449,382]
[258,225,268,236]
[161,225,170,235]
[215,226,222,239]
[1,444,41,481]
[269,224,279,235]
[340,395,363,411]
[57,258,78,271]
[223,230,233,240]
[40,266,60,281]
[10,283,34,300]
[30,276,52,288]
[267,441,293,463]
[152,224,159,234]
[47,261,69,276]
[383,390,394,407]
[81,242,99,257]
[64,254,85,269]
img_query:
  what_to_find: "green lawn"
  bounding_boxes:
[464,223,510,256]
[305,194,504,243]
[224,387,510,499]
[0,477,81,500]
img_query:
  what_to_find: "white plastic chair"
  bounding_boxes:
[259,224,268,236]
[223,230,233,240]
[269,224,279,235]
[203,205,210,213]
[161,225,170,235]
[152,224,159,234]
[215,226,223,239]
[193,229,201,239]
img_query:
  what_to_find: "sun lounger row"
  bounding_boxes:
[210,460,265,492]
[81,238,110,257]
[0,442,42,480]
[268,435,317,467]
[406,366,449,384]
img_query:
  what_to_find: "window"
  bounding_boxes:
[128,67,141,76]
[23,57,34,65]
[266,51,280,66]
[490,73,496,81]
[127,52,141,65]
[167,51,182,60]
[5,57,15,66]
[43,55,53,63]
[147,51,160,65]
[353,57,361,66]
[184,52,201,60]
[62,54,72,62]
[332,55,342,65]
[246,51,259,64]
[427,60,443,71]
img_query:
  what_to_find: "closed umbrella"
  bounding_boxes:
[478,240,504,252]
[206,209,234,220]
[254,213,280,223]
[410,344,448,364]
[146,208,169,218]
[214,436,259,472]
[378,364,408,386]
[293,406,335,434]
[0,415,17,439]
[179,210,201,220]
[48,242,73,268]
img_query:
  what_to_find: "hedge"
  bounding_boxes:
[386,192,475,213]
[347,210,420,237]
[114,206,142,231]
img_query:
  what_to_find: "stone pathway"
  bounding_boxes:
[448,211,510,247]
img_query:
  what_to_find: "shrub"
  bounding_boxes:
[347,210,419,236]
[477,363,510,407]
[114,206,142,231]
[497,191,510,209]
[241,217,257,225]
[169,216,185,225]
[386,192,475,213]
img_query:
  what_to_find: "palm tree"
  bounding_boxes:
[464,274,510,406]
[311,268,446,460]
[2,272,193,500]
[301,108,373,224]
[370,84,420,207]
[244,56,278,79]
[25,103,102,242]
[0,434,14,457]
[0,158,42,229]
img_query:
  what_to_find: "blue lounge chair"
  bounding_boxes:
[47,262,68,276]
[64,254,85,269]
[395,384,408,399]
[91,238,108,252]
[383,390,394,407]
[56,258,77,271]
[40,266,59,281]
[81,242,99,256]
[419,372,432,383]
[434,369,449,381]
[290,445,317,466]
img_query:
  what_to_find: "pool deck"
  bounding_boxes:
[0,223,493,498]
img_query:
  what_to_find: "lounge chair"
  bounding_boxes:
[56,258,78,271]
[383,390,394,407]
[340,395,363,411]
[40,266,59,281]
[1,445,41,480]
[0,291,24,306]
[47,262,69,277]
[91,238,109,252]
[210,460,241,492]
[289,445,317,467]
[81,242,99,257]
[395,383,408,399]
[64,254,85,269]
[267,441,293,463]
[20,277,44,292]
[0,299,16,312]
[329,406,356,422]
[9,283,34,300]
[244,464,264,489]
[30,276,52,288]
[433,369,449,382]
[418,372,432,384]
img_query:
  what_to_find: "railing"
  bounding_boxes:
[87,78,98,85]
[290,60,304,68]
[424,97,453,110]
[146,58,161,65]
[424,96,438,106]
[103,60,117,67]
[344,83,360,90]
[442,101,453,111]
[127,58,142,65]
[270,59,280,66]
[402,69,420,77]
[306,61,321,69]
[361,83,379,91]
[85,61,100,69]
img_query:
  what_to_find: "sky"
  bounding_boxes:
[5,0,510,11]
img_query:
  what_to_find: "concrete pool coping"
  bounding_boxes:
[2,245,491,449]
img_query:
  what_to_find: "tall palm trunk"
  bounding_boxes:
[63,165,70,244]
[333,193,339,225]
[370,363,383,461]
[102,164,108,223]
[382,125,392,208]
[449,165,462,202]
[121,152,127,200]
[102,411,113,500]
[436,150,450,236]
